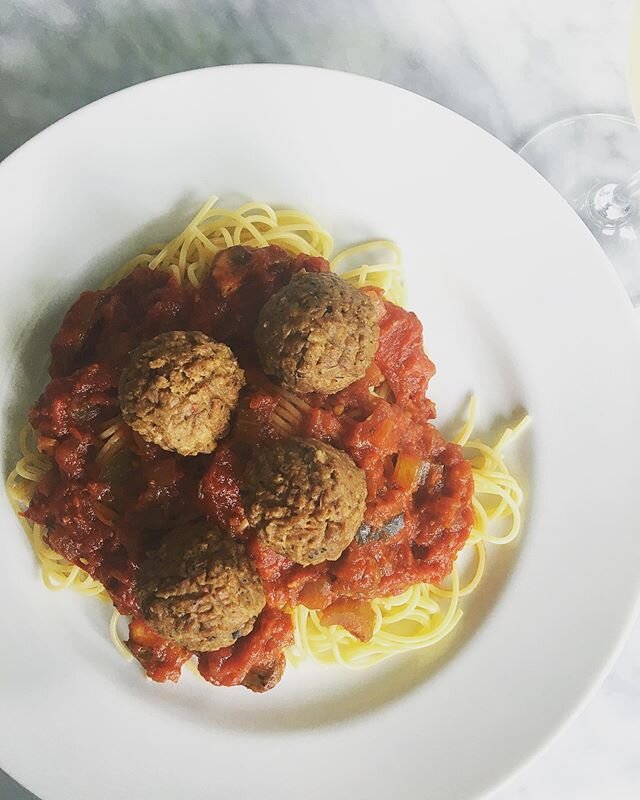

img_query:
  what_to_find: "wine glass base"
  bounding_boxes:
[519,114,640,304]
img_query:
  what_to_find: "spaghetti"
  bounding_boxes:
[6,198,529,674]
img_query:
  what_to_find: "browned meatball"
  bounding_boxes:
[255,272,379,394]
[137,524,265,652]
[243,438,367,566]
[119,330,244,456]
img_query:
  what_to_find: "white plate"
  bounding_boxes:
[1,65,640,800]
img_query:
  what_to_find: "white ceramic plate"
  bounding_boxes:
[2,65,640,800]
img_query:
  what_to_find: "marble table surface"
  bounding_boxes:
[1,1,639,798]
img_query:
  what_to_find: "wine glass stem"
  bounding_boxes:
[614,169,640,205]
[586,168,640,228]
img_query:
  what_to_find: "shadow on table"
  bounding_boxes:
[0,771,38,800]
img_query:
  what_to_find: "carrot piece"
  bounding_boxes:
[393,452,423,491]
[320,598,376,642]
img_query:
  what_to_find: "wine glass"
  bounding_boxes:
[518,6,640,305]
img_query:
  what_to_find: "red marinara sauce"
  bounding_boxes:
[26,244,473,690]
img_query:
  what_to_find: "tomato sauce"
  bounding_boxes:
[26,244,473,688]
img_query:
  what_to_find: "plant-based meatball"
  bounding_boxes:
[119,330,244,456]
[243,438,367,566]
[255,272,379,394]
[137,524,265,652]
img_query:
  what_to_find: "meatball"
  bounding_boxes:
[255,272,379,394]
[243,438,367,565]
[119,330,244,456]
[137,524,265,652]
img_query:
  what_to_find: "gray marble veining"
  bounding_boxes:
[1,2,639,799]
[0,0,632,160]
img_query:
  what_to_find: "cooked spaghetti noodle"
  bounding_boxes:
[6,198,529,673]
